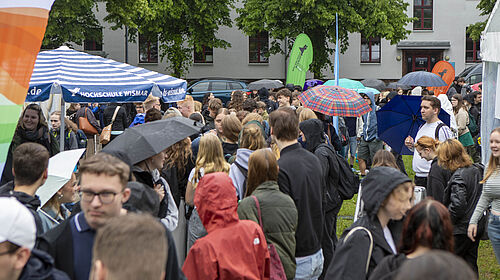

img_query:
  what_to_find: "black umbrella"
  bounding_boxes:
[398,71,448,87]
[248,79,284,90]
[360,78,386,91]
[387,82,411,90]
[102,116,203,164]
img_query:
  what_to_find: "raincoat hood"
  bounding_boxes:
[19,249,69,280]
[194,172,239,233]
[361,91,376,110]
[299,119,325,152]
[258,87,269,100]
[235,148,253,169]
[361,166,411,218]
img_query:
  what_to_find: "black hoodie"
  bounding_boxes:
[299,119,342,212]
[326,167,411,280]
[257,87,278,113]
[19,249,69,280]
[0,181,43,235]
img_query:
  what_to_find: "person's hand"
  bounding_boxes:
[155,184,165,201]
[405,136,414,149]
[468,224,477,242]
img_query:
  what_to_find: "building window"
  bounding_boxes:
[249,31,269,63]
[139,34,158,63]
[84,28,103,51]
[361,36,381,63]
[413,0,433,30]
[194,46,213,63]
[466,32,481,63]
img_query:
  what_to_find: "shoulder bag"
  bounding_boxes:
[100,106,121,145]
[251,195,287,280]
[79,108,98,135]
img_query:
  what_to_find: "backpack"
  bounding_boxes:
[434,122,447,139]
[338,117,349,146]
[467,111,478,136]
[318,143,359,200]
[75,129,88,149]
[234,161,248,198]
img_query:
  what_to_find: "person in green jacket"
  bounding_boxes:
[238,148,298,280]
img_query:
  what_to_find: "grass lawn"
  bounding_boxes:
[338,155,500,279]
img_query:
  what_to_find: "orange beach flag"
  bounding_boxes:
[429,61,455,96]
[0,0,55,177]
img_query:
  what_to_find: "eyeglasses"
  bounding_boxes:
[79,190,120,204]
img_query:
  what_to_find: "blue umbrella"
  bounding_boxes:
[398,71,447,87]
[303,79,324,91]
[324,78,365,89]
[376,95,450,155]
[357,87,380,95]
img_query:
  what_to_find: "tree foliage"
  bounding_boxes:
[42,0,101,49]
[42,0,234,77]
[236,0,413,77]
[467,0,496,41]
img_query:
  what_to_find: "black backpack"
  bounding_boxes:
[234,161,248,199]
[75,129,88,149]
[318,144,360,200]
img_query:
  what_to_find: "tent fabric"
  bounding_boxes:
[27,46,187,103]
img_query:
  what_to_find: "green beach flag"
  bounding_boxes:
[286,33,313,87]
[0,0,55,178]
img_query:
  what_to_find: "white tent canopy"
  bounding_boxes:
[480,0,500,164]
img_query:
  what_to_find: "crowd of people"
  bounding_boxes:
[0,78,498,280]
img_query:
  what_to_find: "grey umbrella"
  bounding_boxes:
[398,71,448,87]
[248,79,284,90]
[360,78,386,91]
[102,116,202,164]
[387,82,411,90]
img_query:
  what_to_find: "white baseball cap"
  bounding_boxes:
[0,197,36,250]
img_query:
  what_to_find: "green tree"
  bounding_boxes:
[43,0,234,77]
[106,0,234,77]
[467,0,496,41]
[42,0,101,49]
[236,0,413,78]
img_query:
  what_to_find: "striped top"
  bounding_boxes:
[470,168,500,224]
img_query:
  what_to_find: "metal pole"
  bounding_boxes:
[125,26,129,63]
[59,96,65,152]
[284,37,288,81]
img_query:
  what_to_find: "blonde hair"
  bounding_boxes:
[162,107,182,119]
[372,150,399,170]
[482,128,500,183]
[192,134,230,184]
[164,138,192,176]
[193,101,202,112]
[415,136,441,151]
[240,123,266,150]
[177,95,194,106]
[436,139,472,172]
[382,181,415,208]
[143,95,160,111]
[242,113,264,125]
[299,108,317,123]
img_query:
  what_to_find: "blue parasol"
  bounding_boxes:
[377,95,450,155]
